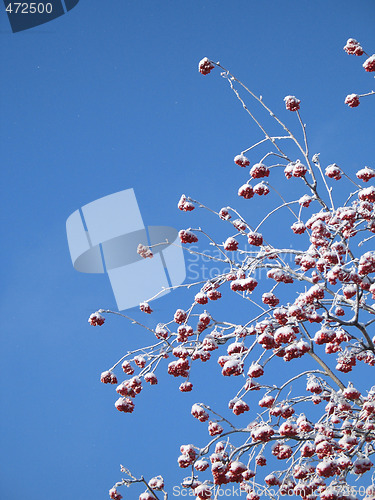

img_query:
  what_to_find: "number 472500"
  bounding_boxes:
[6,3,53,14]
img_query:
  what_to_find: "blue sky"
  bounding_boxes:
[1,1,375,499]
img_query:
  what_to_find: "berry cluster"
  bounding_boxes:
[284,95,300,111]
[88,311,105,326]
[137,243,153,259]
[343,38,375,107]
[198,57,215,75]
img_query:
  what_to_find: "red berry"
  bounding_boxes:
[359,186,375,203]
[139,492,155,500]
[195,459,209,471]
[195,292,208,304]
[284,95,300,111]
[345,93,360,108]
[199,312,211,326]
[251,424,274,442]
[115,397,135,413]
[258,395,275,408]
[284,163,294,179]
[227,341,247,355]
[194,485,212,499]
[274,326,296,344]
[335,306,345,316]
[191,403,209,422]
[363,54,375,72]
[279,420,298,436]
[325,163,342,180]
[343,38,364,56]
[198,57,215,75]
[121,361,134,375]
[358,250,375,274]
[238,184,254,199]
[299,194,312,207]
[253,182,269,195]
[116,381,136,398]
[232,219,247,231]
[232,399,249,415]
[291,221,306,234]
[174,309,187,324]
[148,476,164,490]
[265,473,280,486]
[234,154,250,167]
[343,284,357,299]
[178,194,195,212]
[293,161,307,177]
[179,229,198,244]
[353,456,373,474]
[144,372,158,385]
[247,231,263,246]
[219,208,231,220]
[250,163,270,179]
[168,358,190,377]
[314,327,335,345]
[301,442,315,457]
[255,454,266,466]
[140,302,153,314]
[247,363,264,378]
[109,487,123,500]
[224,237,238,251]
[88,311,105,326]
[134,355,146,368]
[208,421,224,436]
[137,243,153,259]
[356,166,375,182]
[316,458,338,478]
[155,325,169,339]
[262,292,279,307]
[207,289,221,301]
[100,370,117,384]
[222,358,244,377]
[179,381,193,392]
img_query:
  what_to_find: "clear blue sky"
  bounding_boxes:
[1,1,374,499]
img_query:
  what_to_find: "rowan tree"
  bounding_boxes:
[90,38,375,500]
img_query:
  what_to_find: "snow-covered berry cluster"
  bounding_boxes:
[284,95,300,111]
[198,57,215,75]
[88,311,105,326]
